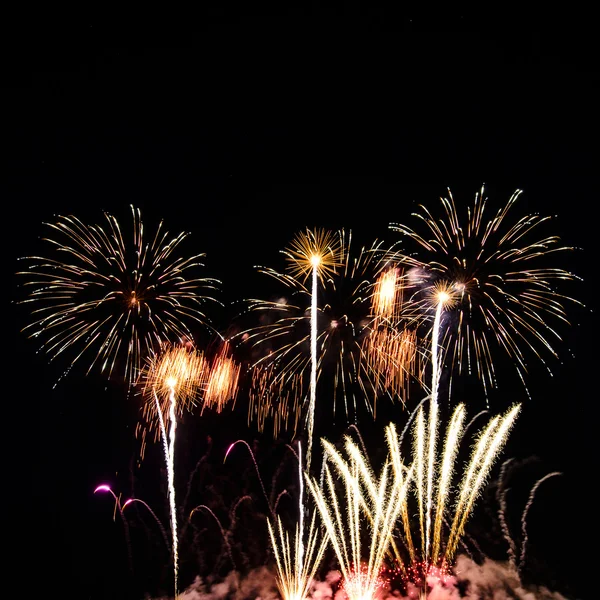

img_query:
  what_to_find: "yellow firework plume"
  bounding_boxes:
[306,435,413,600]
[267,444,329,600]
[385,400,521,584]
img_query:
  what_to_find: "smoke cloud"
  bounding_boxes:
[151,555,571,600]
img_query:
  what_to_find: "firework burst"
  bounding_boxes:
[140,342,209,433]
[235,229,422,447]
[388,186,581,400]
[17,206,220,385]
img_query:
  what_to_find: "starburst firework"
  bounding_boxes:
[388,186,581,400]
[236,229,422,445]
[17,206,220,385]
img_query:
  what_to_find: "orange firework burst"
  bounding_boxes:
[362,328,424,402]
[204,341,241,413]
[16,206,220,385]
[140,342,208,428]
[371,265,405,324]
[388,186,582,400]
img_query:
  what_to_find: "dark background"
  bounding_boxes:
[3,14,596,600]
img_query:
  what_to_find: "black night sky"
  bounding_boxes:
[4,16,596,600]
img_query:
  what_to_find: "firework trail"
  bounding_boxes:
[517,471,562,573]
[388,186,581,402]
[224,439,273,515]
[496,458,518,571]
[140,343,207,599]
[17,206,220,386]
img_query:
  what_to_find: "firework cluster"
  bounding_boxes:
[16,186,582,600]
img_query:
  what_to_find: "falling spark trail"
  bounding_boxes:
[122,498,171,551]
[93,485,133,574]
[518,471,562,571]
[189,505,236,569]
[273,489,290,515]
[225,439,272,515]
[496,458,518,571]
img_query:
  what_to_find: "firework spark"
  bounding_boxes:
[388,186,581,401]
[235,229,421,456]
[17,206,220,385]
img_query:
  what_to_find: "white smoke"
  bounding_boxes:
[151,555,572,600]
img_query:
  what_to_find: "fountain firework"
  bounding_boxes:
[267,442,329,600]
[305,433,414,600]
